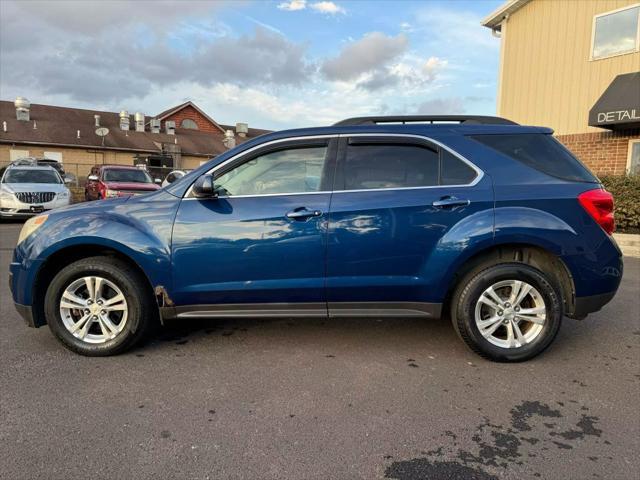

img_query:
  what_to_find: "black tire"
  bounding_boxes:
[45,256,156,356]
[451,262,563,362]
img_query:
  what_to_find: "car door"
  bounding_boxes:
[171,138,337,316]
[326,134,494,317]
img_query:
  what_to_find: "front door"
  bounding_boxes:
[171,138,337,317]
[326,135,493,317]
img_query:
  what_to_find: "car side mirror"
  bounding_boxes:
[154,178,162,184]
[192,174,217,198]
[64,177,73,184]
[87,175,98,181]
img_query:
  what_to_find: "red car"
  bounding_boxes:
[84,165,161,201]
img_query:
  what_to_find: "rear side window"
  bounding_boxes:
[339,141,478,191]
[471,134,597,182]
[342,144,439,190]
[441,150,477,185]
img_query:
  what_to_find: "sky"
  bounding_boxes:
[0,0,504,130]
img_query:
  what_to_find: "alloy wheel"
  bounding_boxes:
[474,279,546,349]
[59,276,128,344]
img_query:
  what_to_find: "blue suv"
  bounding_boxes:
[10,116,623,361]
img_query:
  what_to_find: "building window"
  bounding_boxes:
[44,151,63,162]
[9,149,29,161]
[181,118,198,130]
[628,139,640,175]
[591,5,640,60]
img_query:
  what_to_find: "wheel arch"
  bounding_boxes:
[443,243,577,319]
[31,244,161,328]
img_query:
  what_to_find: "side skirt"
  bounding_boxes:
[160,302,441,321]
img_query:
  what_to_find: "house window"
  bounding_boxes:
[10,149,29,161]
[628,139,640,175]
[44,151,63,162]
[181,118,198,130]
[591,5,640,60]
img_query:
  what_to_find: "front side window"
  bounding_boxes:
[215,146,327,196]
[341,143,439,190]
[2,169,61,184]
[592,5,640,59]
[103,168,153,183]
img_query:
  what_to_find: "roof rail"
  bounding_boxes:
[334,115,518,126]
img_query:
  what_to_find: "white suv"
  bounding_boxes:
[0,165,71,219]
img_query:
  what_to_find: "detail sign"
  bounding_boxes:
[588,72,640,130]
[596,109,640,124]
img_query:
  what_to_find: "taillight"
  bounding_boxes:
[578,188,615,235]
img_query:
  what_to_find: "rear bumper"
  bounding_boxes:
[572,291,617,319]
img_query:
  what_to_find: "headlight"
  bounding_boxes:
[105,189,120,198]
[0,190,14,200]
[58,190,69,198]
[18,215,48,245]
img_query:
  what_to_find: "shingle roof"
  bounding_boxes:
[0,101,270,157]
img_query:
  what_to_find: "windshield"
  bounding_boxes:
[103,169,152,183]
[2,169,61,184]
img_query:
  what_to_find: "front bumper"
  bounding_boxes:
[1,197,70,219]
[14,302,36,328]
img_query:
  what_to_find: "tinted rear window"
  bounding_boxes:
[342,144,439,190]
[470,134,597,182]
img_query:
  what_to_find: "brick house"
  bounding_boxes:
[482,0,640,176]
[0,98,270,180]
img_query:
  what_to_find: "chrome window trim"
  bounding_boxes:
[183,133,484,199]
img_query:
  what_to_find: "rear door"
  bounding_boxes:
[326,134,493,317]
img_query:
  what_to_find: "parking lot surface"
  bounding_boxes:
[1,221,638,480]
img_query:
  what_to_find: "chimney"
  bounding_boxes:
[165,120,176,135]
[223,130,236,149]
[94,115,101,127]
[134,112,145,132]
[119,110,130,131]
[235,122,248,138]
[150,118,161,133]
[15,96,30,121]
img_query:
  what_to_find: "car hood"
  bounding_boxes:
[1,183,68,193]
[104,181,160,191]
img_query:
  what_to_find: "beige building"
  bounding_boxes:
[0,99,269,182]
[482,0,640,175]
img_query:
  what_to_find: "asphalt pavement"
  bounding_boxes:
[1,221,638,480]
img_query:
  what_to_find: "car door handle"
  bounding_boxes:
[286,208,323,220]
[432,196,470,208]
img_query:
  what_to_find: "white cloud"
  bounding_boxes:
[310,2,346,15]
[277,0,346,15]
[277,0,306,11]
[322,32,408,81]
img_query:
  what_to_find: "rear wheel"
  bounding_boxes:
[451,263,562,362]
[45,256,155,356]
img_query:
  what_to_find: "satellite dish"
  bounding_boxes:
[95,127,109,136]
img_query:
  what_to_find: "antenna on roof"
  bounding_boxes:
[95,126,109,147]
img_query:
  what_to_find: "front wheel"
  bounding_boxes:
[45,256,155,356]
[451,263,563,362]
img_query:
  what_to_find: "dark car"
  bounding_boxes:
[84,165,161,200]
[11,115,622,361]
